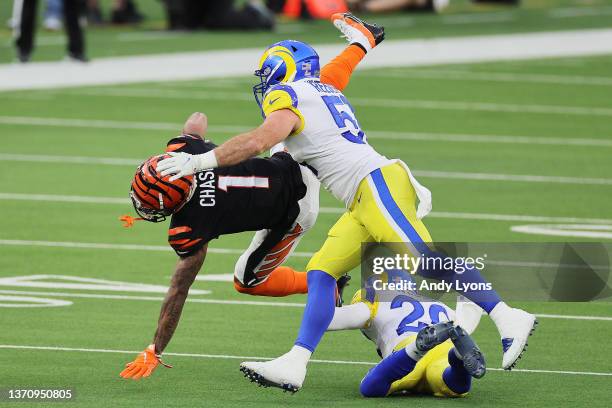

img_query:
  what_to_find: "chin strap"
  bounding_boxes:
[119,215,145,228]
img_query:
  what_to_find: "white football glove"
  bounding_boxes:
[157,151,218,181]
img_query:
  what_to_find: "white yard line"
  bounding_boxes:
[0,344,611,376]
[349,97,612,117]
[1,289,611,323]
[66,87,612,117]
[0,193,130,204]
[0,290,305,307]
[536,313,612,321]
[0,115,249,134]
[441,12,516,25]
[3,29,612,91]
[2,194,612,225]
[0,239,314,257]
[362,69,612,86]
[2,152,610,185]
[413,170,612,186]
[423,211,612,225]
[549,6,612,19]
[368,130,612,147]
[2,116,611,147]
[511,224,612,239]
[0,154,142,166]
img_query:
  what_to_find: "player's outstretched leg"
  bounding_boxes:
[240,270,336,392]
[440,326,486,395]
[420,257,537,370]
[331,12,385,53]
[449,325,486,379]
[360,322,454,397]
[415,321,455,353]
[489,303,538,370]
[450,267,536,370]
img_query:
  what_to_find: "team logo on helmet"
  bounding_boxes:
[129,154,197,223]
[252,40,320,112]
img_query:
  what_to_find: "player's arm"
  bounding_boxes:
[327,302,372,331]
[153,246,207,352]
[157,109,299,181]
[119,246,207,380]
[213,110,298,166]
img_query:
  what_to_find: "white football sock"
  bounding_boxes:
[285,345,312,366]
[405,343,425,361]
[489,301,513,333]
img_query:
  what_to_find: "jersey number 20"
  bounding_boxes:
[391,295,451,336]
[322,95,365,144]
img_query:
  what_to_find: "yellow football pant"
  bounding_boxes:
[307,162,433,278]
[388,336,465,397]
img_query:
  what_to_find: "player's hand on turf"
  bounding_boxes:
[119,345,171,380]
[157,152,197,181]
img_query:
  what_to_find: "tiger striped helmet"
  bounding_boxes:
[129,154,196,223]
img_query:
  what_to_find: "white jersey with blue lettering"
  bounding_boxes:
[363,295,455,358]
[262,78,393,207]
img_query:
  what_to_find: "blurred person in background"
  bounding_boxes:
[162,0,274,31]
[85,0,144,25]
[110,0,144,24]
[347,0,449,13]
[12,0,87,62]
[266,0,349,19]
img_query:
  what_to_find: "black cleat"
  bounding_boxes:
[415,321,454,352]
[449,325,486,379]
[335,274,351,307]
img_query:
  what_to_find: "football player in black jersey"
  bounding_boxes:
[119,111,323,379]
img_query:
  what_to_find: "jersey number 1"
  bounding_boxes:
[322,95,365,144]
[218,176,269,192]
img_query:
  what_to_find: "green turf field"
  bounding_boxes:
[1,5,612,406]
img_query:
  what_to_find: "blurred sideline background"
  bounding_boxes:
[2,0,612,63]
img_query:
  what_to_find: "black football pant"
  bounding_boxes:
[14,0,85,56]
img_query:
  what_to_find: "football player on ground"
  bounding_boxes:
[118,15,379,380]
[157,11,538,392]
[326,272,486,398]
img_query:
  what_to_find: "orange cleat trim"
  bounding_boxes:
[331,13,376,49]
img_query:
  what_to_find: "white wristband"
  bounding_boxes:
[194,150,219,171]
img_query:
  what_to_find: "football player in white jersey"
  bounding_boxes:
[157,13,537,392]
[327,272,486,398]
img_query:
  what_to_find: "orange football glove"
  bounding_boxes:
[120,344,172,380]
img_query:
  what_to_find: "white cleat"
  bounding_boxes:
[490,303,538,370]
[240,353,307,393]
[330,12,385,53]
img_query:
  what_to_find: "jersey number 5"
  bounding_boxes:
[391,295,451,336]
[322,95,365,144]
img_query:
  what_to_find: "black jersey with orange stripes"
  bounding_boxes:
[166,134,306,257]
